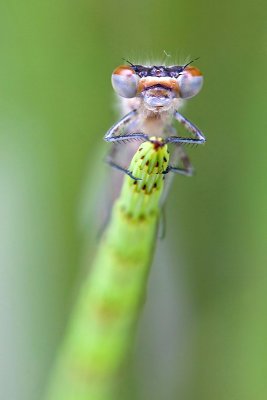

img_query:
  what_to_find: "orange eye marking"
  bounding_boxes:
[137,77,179,93]
[184,66,202,76]
[113,65,135,77]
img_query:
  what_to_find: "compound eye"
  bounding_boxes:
[177,66,203,99]
[111,65,139,98]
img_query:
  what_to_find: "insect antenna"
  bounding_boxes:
[122,57,134,66]
[183,56,200,69]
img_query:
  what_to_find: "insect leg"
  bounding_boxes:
[164,144,194,176]
[105,153,141,180]
[165,111,206,145]
[159,138,194,209]
[164,165,193,176]
[163,126,194,176]
[104,109,149,143]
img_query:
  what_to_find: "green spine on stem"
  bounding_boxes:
[44,138,169,400]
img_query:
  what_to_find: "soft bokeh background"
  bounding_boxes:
[1,1,267,399]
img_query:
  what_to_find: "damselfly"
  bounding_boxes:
[104,59,206,180]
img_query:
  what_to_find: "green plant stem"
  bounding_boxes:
[44,139,169,400]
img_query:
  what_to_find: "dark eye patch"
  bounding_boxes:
[131,65,185,78]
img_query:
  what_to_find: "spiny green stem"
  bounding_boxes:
[44,139,169,400]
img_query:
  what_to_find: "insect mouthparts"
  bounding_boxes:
[144,84,172,91]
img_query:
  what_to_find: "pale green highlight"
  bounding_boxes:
[44,139,169,400]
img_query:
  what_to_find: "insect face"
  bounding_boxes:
[111,63,203,111]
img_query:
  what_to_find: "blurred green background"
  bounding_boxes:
[1,0,267,399]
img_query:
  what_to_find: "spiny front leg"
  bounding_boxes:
[162,127,194,176]
[104,109,148,144]
[165,111,206,145]
[163,165,193,176]
[164,143,194,176]
[105,156,141,180]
